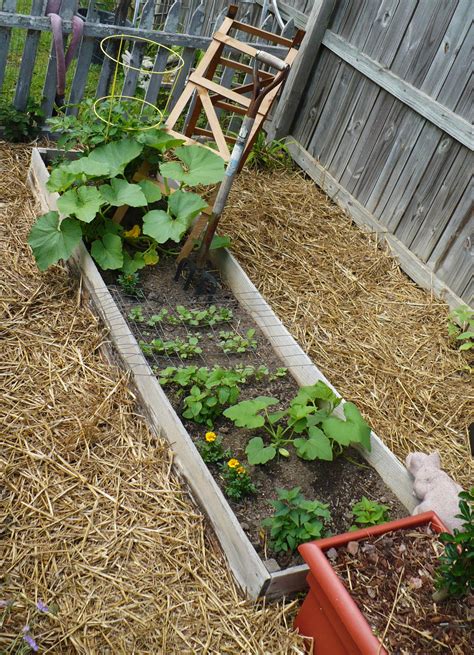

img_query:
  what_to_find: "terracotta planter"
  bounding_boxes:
[294,511,447,654]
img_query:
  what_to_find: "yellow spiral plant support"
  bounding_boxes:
[94,34,184,136]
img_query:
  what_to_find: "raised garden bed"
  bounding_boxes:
[28,147,418,599]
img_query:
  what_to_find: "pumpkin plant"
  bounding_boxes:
[223,381,371,464]
[28,131,225,274]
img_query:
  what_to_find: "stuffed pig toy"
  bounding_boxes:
[405,452,464,532]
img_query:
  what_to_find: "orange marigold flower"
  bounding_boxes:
[205,431,217,442]
[227,458,239,469]
[237,466,246,475]
[124,224,141,238]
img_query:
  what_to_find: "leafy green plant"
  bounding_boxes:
[140,335,202,359]
[28,133,225,274]
[435,487,474,599]
[262,487,332,552]
[223,381,371,465]
[0,99,44,142]
[349,496,390,531]
[196,431,231,464]
[245,131,293,171]
[218,328,257,354]
[170,304,233,327]
[117,271,142,297]
[46,99,166,154]
[220,458,256,501]
[147,309,169,326]
[448,306,474,351]
[128,306,145,322]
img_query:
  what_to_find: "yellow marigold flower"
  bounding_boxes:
[237,466,246,475]
[205,431,217,442]
[227,458,239,469]
[124,224,141,238]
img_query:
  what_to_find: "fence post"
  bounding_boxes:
[14,0,45,110]
[0,0,17,96]
[267,0,336,140]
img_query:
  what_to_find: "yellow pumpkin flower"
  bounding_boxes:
[205,431,217,442]
[227,458,239,469]
[124,225,141,238]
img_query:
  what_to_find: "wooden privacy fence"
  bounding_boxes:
[270,0,473,308]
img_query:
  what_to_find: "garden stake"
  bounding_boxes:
[175,52,290,296]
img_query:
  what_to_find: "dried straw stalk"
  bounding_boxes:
[221,168,472,487]
[0,143,308,654]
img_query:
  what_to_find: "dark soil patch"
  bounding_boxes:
[104,253,407,568]
[330,526,473,654]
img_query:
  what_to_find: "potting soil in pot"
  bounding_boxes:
[329,526,473,654]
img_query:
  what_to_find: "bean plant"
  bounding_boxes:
[218,328,257,354]
[158,364,284,427]
[223,381,371,464]
[262,487,332,552]
[139,335,202,359]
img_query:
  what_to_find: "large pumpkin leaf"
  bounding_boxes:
[137,129,185,153]
[138,179,162,203]
[99,178,147,207]
[57,186,104,223]
[142,210,190,244]
[28,211,82,271]
[83,139,143,178]
[91,233,124,270]
[245,437,276,465]
[168,190,207,220]
[293,427,333,461]
[160,145,225,186]
[223,397,279,429]
[121,251,147,274]
[321,402,371,451]
[46,164,81,193]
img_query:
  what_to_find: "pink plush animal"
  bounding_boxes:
[405,452,464,532]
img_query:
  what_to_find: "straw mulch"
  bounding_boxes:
[222,169,473,488]
[0,143,307,653]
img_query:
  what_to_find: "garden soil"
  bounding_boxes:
[0,142,307,654]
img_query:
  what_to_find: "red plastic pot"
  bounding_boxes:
[294,511,447,654]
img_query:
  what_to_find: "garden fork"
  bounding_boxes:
[175,51,290,296]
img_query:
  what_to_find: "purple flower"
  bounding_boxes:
[36,599,49,613]
[23,632,39,652]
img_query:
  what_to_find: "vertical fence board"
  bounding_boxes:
[0,0,17,95]
[67,0,99,111]
[14,0,44,110]
[410,150,471,261]
[121,0,155,99]
[144,0,181,109]
[168,2,204,111]
[96,0,134,101]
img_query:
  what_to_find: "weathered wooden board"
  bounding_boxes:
[13,0,44,110]
[0,0,17,94]
[28,146,419,600]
